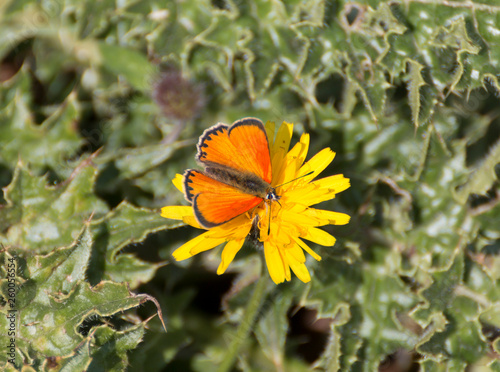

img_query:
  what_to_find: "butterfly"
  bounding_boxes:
[183,117,279,229]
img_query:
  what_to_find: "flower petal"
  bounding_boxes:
[299,148,335,179]
[208,217,252,239]
[277,133,310,185]
[281,209,319,227]
[293,236,322,261]
[304,209,351,226]
[315,174,351,193]
[264,242,286,284]
[283,253,291,281]
[173,173,184,192]
[161,206,192,220]
[267,217,293,245]
[271,122,293,184]
[161,206,203,228]
[286,242,306,263]
[288,259,311,283]
[265,120,276,144]
[286,174,350,207]
[302,227,336,246]
[217,239,245,274]
[273,121,293,155]
[173,232,226,260]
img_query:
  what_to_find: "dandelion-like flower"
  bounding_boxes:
[161,121,350,284]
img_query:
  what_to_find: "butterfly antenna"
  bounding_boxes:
[274,170,314,188]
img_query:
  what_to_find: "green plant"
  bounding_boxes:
[1,0,500,370]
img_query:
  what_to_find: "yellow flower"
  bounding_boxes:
[161,121,350,284]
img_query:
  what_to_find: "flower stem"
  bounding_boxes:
[217,259,268,372]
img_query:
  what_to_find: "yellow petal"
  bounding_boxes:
[172,232,226,260]
[173,174,184,192]
[273,121,293,155]
[264,242,286,284]
[217,239,245,274]
[161,206,203,228]
[304,209,351,226]
[278,133,310,184]
[268,218,293,245]
[265,120,276,144]
[299,148,335,179]
[281,209,319,226]
[302,227,336,246]
[208,218,252,239]
[288,259,311,283]
[286,242,306,263]
[271,122,293,184]
[297,133,310,165]
[284,254,291,281]
[293,236,322,261]
[286,174,350,206]
[161,206,192,220]
[315,174,351,193]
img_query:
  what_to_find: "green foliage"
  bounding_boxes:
[1,0,500,371]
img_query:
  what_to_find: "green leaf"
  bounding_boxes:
[0,160,108,251]
[414,251,489,365]
[87,201,179,287]
[86,324,145,371]
[405,59,426,128]
[100,140,190,179]
[0,69,82,171]
[312,307,351,371]
[254,293,292,369]
[455,138,500,204]
[0,228,155,368]
[97,42,155,91]
[305,249,419,370]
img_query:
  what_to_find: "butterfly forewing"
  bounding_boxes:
[196,118,272,183]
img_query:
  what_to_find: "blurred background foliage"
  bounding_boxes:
[1,0,500,371]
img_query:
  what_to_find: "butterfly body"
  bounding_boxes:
[203,166,270,198]
[183,118,278,228]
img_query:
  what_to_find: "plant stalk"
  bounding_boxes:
[217,259,268,372]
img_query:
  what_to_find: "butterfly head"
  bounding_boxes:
[265,187,280,203]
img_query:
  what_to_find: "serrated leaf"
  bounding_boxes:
[103,140,189,179]
[87,324,145,372]
[0,70,82,171]
[405,59,426,128]
[312,307,351,372]
[23,281,148,356]
[87,201,179,287]
[414,250,464,321]
[129,329,191,372]
[103,254,163,289]
[0,228,154,367]
[455,138,500,204]
[97,42,155,91]
[0,161,108,251]
[401,139,470,269]
[58,337,92,372]
[305,250,419,370]
[29,226,92,296]
[414,251,489,365]
[254,293,292,369]
[91,201,180,260]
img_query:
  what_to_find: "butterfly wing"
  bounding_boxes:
[196,117,272,183]
[183,170,263,228]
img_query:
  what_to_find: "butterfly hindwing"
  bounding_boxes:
[196,118,272,183]
[183,169,263,228]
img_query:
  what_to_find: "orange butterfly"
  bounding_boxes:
[183,118,279,228]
